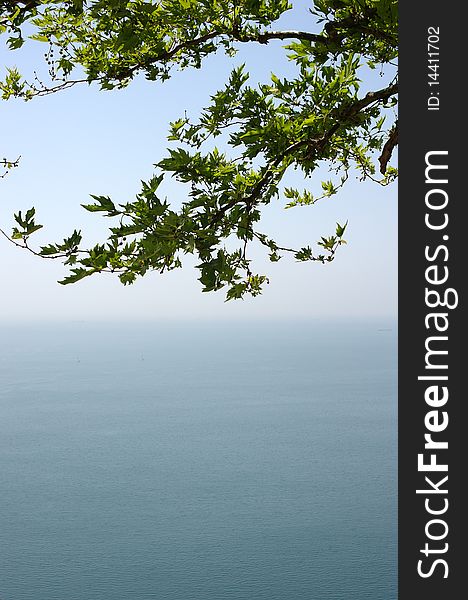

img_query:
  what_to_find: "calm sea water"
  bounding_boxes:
[0,320,396,600]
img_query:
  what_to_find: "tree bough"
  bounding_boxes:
[1,0,398,299]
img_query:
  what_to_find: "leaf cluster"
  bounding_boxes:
[1,0,398,299]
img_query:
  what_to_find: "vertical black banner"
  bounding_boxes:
[399,2,466,598]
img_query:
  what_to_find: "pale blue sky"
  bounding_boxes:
[0,3,397,321]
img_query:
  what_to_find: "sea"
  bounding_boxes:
[0,320,397,600]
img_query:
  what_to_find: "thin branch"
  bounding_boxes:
[0,226,66,258]
[253,231,343,263]
[128,30,221,76]
[25,77,92,97]
[1,155,21,177]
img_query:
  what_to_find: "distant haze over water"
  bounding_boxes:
[0,320,396,600]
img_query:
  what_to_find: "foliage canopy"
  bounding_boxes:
[1,0,398,299]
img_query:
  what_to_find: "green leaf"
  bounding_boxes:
[59,268,93,285]
[335,221,348,237]
[82,195,118,215]
[40,244,59,256]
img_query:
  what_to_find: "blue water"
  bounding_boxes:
[0,320,396,600]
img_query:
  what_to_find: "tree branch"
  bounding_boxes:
[128,30,222,76]
[378,120,398,174]
[1,155,21,177]
[241,30,327,44]
[210,82,398,225]
[1,0,40,26]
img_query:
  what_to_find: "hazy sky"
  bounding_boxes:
[0,4,397,322]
